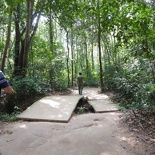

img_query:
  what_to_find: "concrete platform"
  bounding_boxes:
[88,99,118,113]
[17,95,82,123]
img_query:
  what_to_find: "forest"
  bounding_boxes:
[0,0,155,121]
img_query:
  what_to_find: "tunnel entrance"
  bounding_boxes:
[74,97,95,114]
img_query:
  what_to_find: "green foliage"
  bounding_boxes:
[0,113,17,122]
[133,84,155,112]
[4,76,51,113]
[0,106,21,121]
[85,71,99,86]
[12,76,50,97]
[28,27,68,91]
[85,78,98,87]
[1,0,155,117]
[5,0,23,6]
[104,57,155,113]
[76,107,85,114]
[103,64,121,90]
[52,71,67,90]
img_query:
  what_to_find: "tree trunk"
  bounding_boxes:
[152,0,155,82]
[97,0,104,92]
[91,41,94,70]
[71,31,74,87]
[66,31,70,87]
[1,7,12,72]
[49,2,54,53]
[22,0,33,75]
[14,4,21,76]
[85,38,89,77]
[13,0,42,76]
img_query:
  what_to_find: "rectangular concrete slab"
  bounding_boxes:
[17,95,82,123]
[88,99,118,113]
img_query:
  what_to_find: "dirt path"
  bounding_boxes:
[0,87,154,155]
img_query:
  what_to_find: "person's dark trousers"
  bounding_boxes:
[78,85,83,95]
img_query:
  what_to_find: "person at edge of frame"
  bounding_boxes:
[0,70,16,95]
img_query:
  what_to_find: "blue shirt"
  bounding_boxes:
[0,71,9,88]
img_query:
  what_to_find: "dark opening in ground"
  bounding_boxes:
[74,97,95,114]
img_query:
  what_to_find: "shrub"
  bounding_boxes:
[4,76,51,113]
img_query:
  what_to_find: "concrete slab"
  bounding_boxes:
[17,95,82,123]
[88,99,118,113]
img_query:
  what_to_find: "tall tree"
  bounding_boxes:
[97,0,104,92]
[1,6,12,72]
[66,30,70,87]
[14,0,44,76]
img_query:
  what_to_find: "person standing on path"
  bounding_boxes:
[77,72,84,95]
[0,70,16,95]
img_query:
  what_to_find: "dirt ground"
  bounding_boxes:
[0,87,155,155]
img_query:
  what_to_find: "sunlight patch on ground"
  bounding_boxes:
[118,135,135,148]
[100,152,112,155]
[19,124,27,129]
[40,99,61,108]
